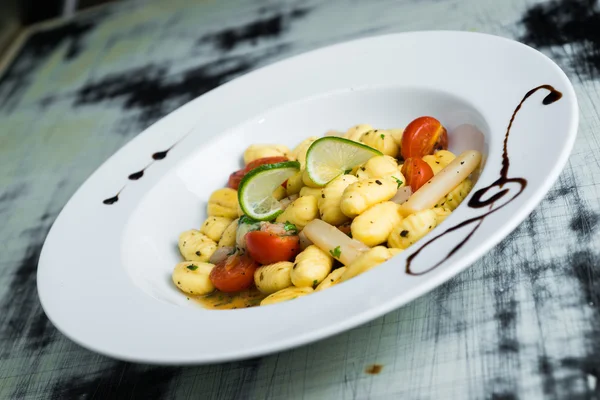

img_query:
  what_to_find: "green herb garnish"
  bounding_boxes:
[393,177,403,188]
[313,279,318,287]
[330,246,342,259]
[283,221,298,233]
[344,169,352,174]
[187,264,198,271]
[380,134,385,140]
[239,215,260,225]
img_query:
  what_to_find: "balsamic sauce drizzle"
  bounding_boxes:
[102,194,120,205]
[102,128,196,205]
[406,85,563,276]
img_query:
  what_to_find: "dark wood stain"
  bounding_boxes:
[50,362,182,399]
[520,0,600,80]
[1,206,58,355]
[406,85,562,275]
[365,364,383,374]
[201,7,310,51]
[0,15,105,110]
[75,57,256,125]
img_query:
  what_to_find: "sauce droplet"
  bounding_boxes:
[128,170,144,180]
[103,195,119,205]
[152,150,169,160]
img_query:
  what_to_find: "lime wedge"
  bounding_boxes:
[305,137,382,186]
[238,161,301,221]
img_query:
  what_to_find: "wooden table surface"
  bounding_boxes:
[1,0,599,398]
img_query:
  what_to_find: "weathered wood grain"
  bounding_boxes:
[0,0,599,398]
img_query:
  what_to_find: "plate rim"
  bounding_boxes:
[37,30,579,364]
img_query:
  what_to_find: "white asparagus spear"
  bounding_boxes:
[399,150,482,217]
[302,219,370,265]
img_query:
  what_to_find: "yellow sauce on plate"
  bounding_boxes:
[194,287,266,310]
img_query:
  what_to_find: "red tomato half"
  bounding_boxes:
[227,169,246,190]
[209,253,259,292]
[402,158,434,192]
[401,116,448,159]
[245,230,300,264]
[244,156,288,172]
[227,156,289,190]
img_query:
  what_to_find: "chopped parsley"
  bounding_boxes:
[186,264,198,271]
[344,169,352,174]
[313,279,318,287]
[380,134,385,140]
[283,221,298,233]
[393,177,403,188]
[330,246,342,259]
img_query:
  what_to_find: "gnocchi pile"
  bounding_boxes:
[173,117,482,309]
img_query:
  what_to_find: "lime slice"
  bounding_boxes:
[305,137,382,186]
[238,161,300,221]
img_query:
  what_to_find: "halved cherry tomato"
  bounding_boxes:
[209,253,259,292]
[402,158,434,192]
[227,156,289,190]
[244,156,288,172]
[245,230,300,264]
[401,116,448,159]
[227,169,246,190]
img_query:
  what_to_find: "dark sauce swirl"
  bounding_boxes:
[406,85,562,275]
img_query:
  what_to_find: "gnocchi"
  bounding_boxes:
[254,261,294,294]
[289,137,318,167]
[172,261,215,295]
[360,129,399,157]
[275,195,319,230]
[260,287,314,306]
[172,119,480,309]
[387,209,438,249]
[208,188,239,219]
[178,230,218,262]
[286,171,305,196]
[218,218,239,248]
[243,144,290,165]
[200,216,233,242]
[341,246,396,281]
[344,124,373,142]
[340,176,397,218]
[435,178,473,211]
[423,150,457,175]
[299,186,322,199]
[356,155,404,183]
[315,267,346,291]
[319,174,358,225]
[291,245,334,287]
[351,201,402,247]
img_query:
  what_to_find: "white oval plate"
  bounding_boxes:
[38,31,578,365]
